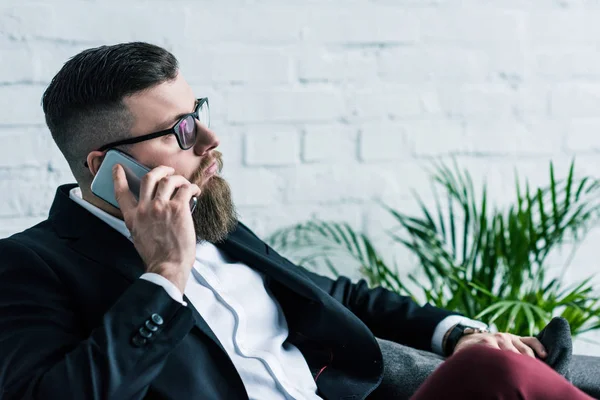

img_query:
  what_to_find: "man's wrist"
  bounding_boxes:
[140,272,187,305]
[146,264,188,293]
[160,274,187,294]
[443,323,489,356]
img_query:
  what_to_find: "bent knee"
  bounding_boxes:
[448,345,523,386]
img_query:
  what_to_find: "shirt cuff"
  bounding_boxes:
[431,315,489,356]
[140,273,187,306]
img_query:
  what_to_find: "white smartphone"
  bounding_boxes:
[90,149,197,212]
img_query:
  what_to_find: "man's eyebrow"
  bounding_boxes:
[159,99,198,130]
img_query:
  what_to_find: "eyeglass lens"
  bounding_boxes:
[175,100,210,149]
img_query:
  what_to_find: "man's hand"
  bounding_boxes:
[113,164,201,293]
[453,331,547,359]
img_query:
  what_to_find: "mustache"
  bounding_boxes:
[190,151,223,186]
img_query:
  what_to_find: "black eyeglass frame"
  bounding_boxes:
[83,97,209,167]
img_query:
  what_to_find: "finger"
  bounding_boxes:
[481,342,502,352]
[512,338,536,358]
[496,335,521,355]
[454,339,499,355]
[139,166,175,203]
[173,183,201,204]
[112,164,136,213]
[521,337,547,359]
[477,338,501,351]
[154,175,192,201]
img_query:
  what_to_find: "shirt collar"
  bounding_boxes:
[68,187,133,241]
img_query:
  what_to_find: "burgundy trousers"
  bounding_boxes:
[411,345,595,400]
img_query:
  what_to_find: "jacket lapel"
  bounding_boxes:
[215,226,324,305]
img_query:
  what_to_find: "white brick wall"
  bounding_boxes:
[2,0,600,354]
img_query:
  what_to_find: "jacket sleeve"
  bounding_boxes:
[0,238,195,400]
[298,266,459,352]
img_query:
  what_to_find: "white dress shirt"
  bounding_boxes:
[69,187,486,398]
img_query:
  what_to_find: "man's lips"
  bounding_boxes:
[192,155,221,187]
[195,161,217,187]
[206,161,217,175]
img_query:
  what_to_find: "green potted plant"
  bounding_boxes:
[267,160,600,338]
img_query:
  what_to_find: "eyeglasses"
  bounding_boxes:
[84,98,209,167]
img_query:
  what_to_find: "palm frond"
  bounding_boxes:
[267,158,600,338]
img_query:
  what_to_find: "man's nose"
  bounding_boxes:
[193,123,220,156]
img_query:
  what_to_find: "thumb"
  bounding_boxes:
[521,337,547,358]
[112,164,136,212]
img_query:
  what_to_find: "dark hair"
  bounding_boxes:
[42,42,179,186]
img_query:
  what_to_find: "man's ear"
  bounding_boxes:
[86,151,106,177]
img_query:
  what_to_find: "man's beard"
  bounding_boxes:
[189,151,238,243]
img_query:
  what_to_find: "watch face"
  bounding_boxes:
[458,323,488,334]
[462,326,488,335]
[457,324,487,333]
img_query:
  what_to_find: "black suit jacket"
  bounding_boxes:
[0,184,455,400]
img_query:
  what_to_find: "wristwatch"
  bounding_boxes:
[443,323,489,357]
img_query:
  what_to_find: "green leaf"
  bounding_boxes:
[488,302,514,327]
[564,160,575,212]
[522,304,537,336]
[467,281,498,299]
[506,303,522,332]
[550,161,560,236]
[448,188,457,259]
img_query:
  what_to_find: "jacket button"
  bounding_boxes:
[151,313,164,326]
[145,320,159,332]
[131,335,147,347]
[139,326,153,339]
